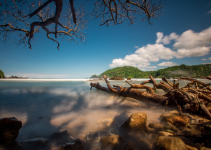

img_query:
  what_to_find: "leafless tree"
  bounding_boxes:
[92,0,165,26]
[0,0,165,50]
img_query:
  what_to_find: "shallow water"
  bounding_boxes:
[0,78,209,144]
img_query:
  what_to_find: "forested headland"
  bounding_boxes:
[91,64,211,78]
[0,69,5,78]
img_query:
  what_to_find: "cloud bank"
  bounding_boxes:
[110,26,211,70]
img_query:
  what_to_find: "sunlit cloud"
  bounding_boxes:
[201,62,211,64]
[146,66,157,68]
[109,26,211,70]
[157,61,178,66]
[134,46,139,49]
[202,57,211,61]
[156,32,178,44]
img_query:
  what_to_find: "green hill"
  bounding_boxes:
[0,69,5,78]
[91,64,211,78]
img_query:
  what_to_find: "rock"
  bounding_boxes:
[200,147,211,150]
[22,138,48,150]
[51,130,69,140]
[100,135,124,149]
[156,136,188,150]
[160,113,187,127]
[122,141,138,150]
[148,134,158,143]
[97,118,113,129]
[121,112,147,131]
[178,136,194,147]
[158,131,173,136]
[50,130,69,139]
[0,117,22,144]
[194,143,203,150]
[52,139,84,150]
[186,145,198,150]
[169,110,179,115]
[148,122,164,131]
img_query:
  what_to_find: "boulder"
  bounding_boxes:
[22,138,48,150]
[97,118,113,129]
[0,117,22,144]
[156,136,188,150]
[158,131,173,136]
[121,112,147,131]
[52,139,84,150]
[50,130,69,139]
[178,136,194,147]
[100,135,124,149]
[200,147,211,150]
[186,145,198,150]
[160,113,188,127]
[148,134,158,143]
[148,122,164,131]
[122,141,138,150]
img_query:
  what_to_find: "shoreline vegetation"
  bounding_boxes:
[91,64,211,79]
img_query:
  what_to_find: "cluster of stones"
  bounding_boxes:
[0,111,211,150]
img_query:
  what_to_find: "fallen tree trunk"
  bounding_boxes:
[90,75,211,120]
[90,75,169,104]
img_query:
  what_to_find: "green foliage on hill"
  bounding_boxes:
[0,69,5,78]
[91,64,211,78]
[100,66,143,78]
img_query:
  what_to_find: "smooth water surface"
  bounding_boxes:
[0,79,190,144]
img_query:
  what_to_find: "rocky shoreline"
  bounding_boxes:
[0,109,210,150]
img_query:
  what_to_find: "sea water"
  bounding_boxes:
[0,78,207,143]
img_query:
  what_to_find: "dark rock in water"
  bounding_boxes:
[156,136,188,150]
[22,138,48,150]
[122,141,138,150]
[50,130,69,140]
[148,122,164,131]
[121,112,147,131]
[52,139,85,150]
[50,130,70,146]
[0,117,22,144]
[100,135,124,149]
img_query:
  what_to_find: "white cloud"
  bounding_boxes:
[134,46,139,49]
[202,57,211,61]
[156,32,178,44]
[157,62,178,66]
[174,27,211,49]
[110,26,211,70]
[175,47,210,58]
[109,44,176,69]
[146,66,157,68]
[201,62,211,64]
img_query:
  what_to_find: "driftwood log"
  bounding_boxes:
[90,75,211,120]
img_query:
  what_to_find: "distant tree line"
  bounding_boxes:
[0,69,5,78]
[91,64,211,78]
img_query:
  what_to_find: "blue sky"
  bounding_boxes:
[1,0,211,78]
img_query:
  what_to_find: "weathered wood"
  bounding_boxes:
[125,80,155,94]
[90,75,211,120]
